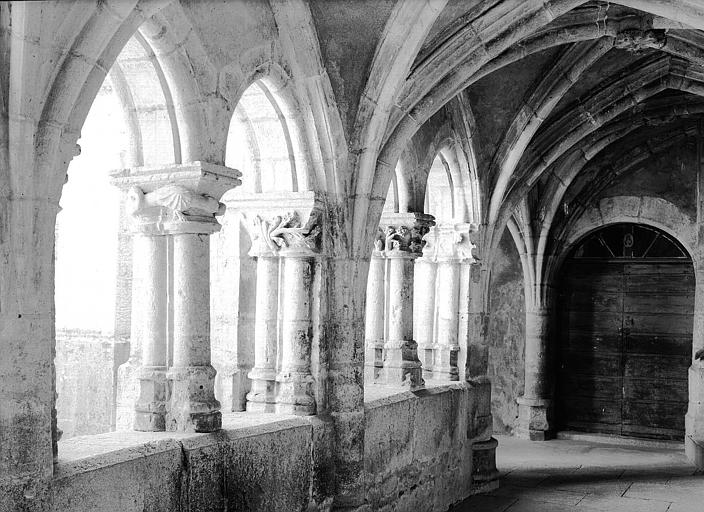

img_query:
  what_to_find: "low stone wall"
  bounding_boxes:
[49,384,497,511]
[364,383,497,512]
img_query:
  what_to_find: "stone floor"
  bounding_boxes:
[452,434,704,512]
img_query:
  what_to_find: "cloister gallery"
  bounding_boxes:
[1,1,704,511]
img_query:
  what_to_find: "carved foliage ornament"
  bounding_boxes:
[252,210,321,254]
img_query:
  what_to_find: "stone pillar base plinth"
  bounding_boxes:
[134,366,168,431]
[472,437,500,483]
[379,340,424,388]
[275,373,315,415]
[686,365,704,469]
[516,396,554,441]
[364,341,384,382]
[432,346,460,381]
[246,368,277,413]
[167,365,221,432]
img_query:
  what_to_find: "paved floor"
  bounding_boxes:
[452,435,703,512]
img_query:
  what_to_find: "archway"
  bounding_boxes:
[557,223,694,440]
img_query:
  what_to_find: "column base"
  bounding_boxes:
[686,364,704,469]
[379,340,425,388]
[167,365,221,432]
[275,372,316,415]
[432,345,460,381]
[364,342,384,383]
[516,396,554,441]
[134,366,168,431]
[213,362,251,412]
[246,368,277,413]
[472,437,500,483]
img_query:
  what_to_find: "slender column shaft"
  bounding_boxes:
[413,257,436,371]
[275,254,316,414]
[167,232,221,432]
[365,252,386,380]
[247,255,279,412]
[387,255,414,341]
[457,261,472,381]
[434,260,460,380]
[381,253,423,387]
[466,262,488,380]
[686,266,704,467]
[132,233,168,431]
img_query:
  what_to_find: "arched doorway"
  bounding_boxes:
[557,223,694,440]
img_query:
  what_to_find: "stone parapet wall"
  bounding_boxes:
[363,383,496,512]
[47,384,494,511]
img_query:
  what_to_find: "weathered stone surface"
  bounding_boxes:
[488,228,525,434]
[364,383,495,512]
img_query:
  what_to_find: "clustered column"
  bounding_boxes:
[410,224,475,381]
[111,162,241,432]
[245,209,321,415]
[364,213,434,388]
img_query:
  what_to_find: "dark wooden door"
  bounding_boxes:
[558,236,693,440]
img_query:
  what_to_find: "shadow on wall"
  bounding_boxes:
[488,227,525,434]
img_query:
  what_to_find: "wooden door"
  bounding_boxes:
[557,224,693,440]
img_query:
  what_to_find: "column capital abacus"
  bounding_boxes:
[378,212,435,258]
[110,161,242,235]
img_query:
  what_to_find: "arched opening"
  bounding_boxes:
[557,223,693,440]
[54,35,176,439]
[211,79,301,411]
[424,152,454,224]
[224,79,297,194]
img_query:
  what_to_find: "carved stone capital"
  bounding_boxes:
[249,209,322,257]
[127,185,225,235]
[468,224,483,264]
[420,226,439,260]
[111,162,241,235]
[437,223,477,262]
[378,212,435,256]
[224,191,324,258]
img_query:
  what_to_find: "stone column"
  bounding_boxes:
[167,223,222,432]
[131,232,168,431]
[246,245,280,412]
[414,227,437,372]
[378,213,434,387]
[687,264,704,468]
[255,210,321,415]
[276,248,317,414]
[433,225,474,381]
[112,162,241,433]
[365,238,386,382]
[517,305,554,440]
